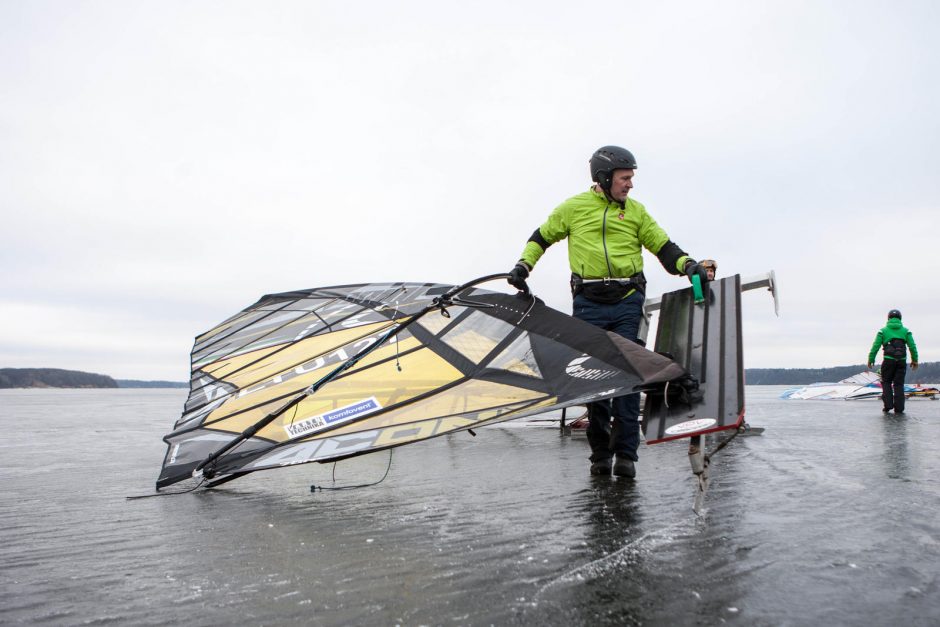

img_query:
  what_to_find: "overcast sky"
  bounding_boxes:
[2,0,937,380]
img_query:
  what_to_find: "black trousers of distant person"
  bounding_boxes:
[881,359,907,413]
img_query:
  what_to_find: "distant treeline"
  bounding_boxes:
[0,368,188,389]
[116,379,188,388]
[746,362,940,385]
[0,368,118,388]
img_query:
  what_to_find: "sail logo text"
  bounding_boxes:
[284,397,382,439]
[236,335,384,399]
[565,356,616,381]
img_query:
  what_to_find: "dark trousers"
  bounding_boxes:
[881,358,907,412]
[572,291,645,462]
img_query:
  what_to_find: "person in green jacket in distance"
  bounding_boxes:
[507,145,715,478]
[868,309,919,414]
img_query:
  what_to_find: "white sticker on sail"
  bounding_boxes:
[283,397,382,439]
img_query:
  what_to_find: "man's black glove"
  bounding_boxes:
[683,259,710,285]
[508,263,530,292]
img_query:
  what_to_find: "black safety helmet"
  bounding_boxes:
[590,146,637,193]
[888,309,902,320]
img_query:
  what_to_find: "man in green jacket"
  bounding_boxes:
[507,145,714,478]
[868,309,919,414]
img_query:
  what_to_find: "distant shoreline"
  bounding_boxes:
[0,368,187,389]
[3,363,937,389]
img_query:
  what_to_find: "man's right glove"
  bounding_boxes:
[508,263,530,292]
[683,259,710,285]
[912,361,919,370]
[868,362,874,370]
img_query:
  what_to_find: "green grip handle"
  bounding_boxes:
[692,274,704,303]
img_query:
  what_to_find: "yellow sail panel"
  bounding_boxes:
[498,358,539,377]
[416,312,451,335]
[202,321,393,382]
[465,396,559,428]
[332,396,560,449]
[195,311,253,344]
[218,322,412,391]
[201,344,462,441]
[488,333,542,378]
[371,415,477,447]
[265,346,464,441]
[201,334,424,428]
[440,328,500,364]
[308,378,546,438]
[370,403,552,448]
[200,396,287,435]
[200,341,292,380]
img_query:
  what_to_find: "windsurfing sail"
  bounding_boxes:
[157,274,688,489]
[781,371,939,400]
[780,371,882,400]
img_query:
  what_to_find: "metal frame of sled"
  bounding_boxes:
[560,270,780,444]
[645,270,778,511]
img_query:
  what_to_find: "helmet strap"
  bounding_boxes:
[596,178,623,207]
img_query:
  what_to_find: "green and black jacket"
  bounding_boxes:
[868,318,919,363]
[518,188,689,280]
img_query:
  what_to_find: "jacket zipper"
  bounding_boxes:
[602,203,614,278]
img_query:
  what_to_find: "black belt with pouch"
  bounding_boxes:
[571,272,646,304]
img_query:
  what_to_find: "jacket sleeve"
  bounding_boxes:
[653,240,692,275]
[519,204,569,269]
[637,205,691,275]
[868,331,884,364]
[907,331,919,362]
